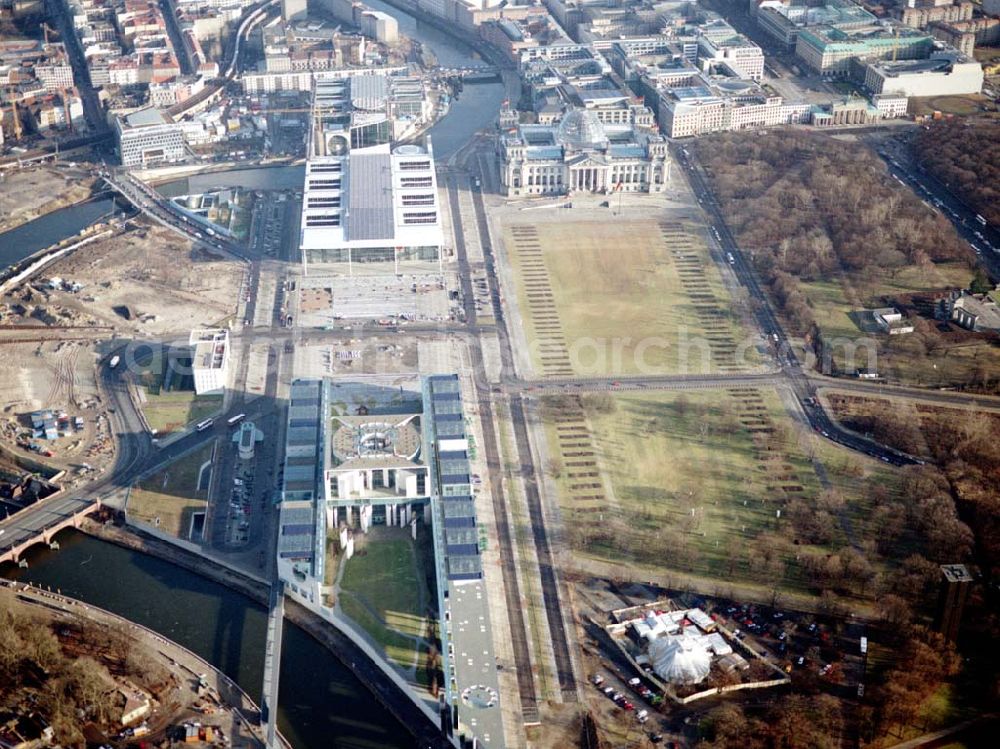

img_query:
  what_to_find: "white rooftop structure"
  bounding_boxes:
[300,141,444,272]
[298,76,444,274]
[649,634,712,685]
[188,328,229,395]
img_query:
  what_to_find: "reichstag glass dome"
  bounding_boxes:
[556,109,608,150]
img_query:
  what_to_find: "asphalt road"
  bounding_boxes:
[674,148,920,467]
[50,0,108,136]
[466,162,580,702]
[870,132,1000,278]
[103,172,250,261]
[446,172,541,722]
[0,344,276,559]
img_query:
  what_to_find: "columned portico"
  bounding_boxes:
[500,108,670,197]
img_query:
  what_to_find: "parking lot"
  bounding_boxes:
[224,453,256,546]
[577,578,867,746]
[249,190,296,260]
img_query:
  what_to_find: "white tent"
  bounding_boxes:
[649,635,711,685]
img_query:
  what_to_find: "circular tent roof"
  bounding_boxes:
[556,109,608,150]
[648,635,711,685]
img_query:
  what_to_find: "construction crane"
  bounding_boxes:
[7,88,22,140]
[62,88,73,132]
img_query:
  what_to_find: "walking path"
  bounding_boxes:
[2,578,277,748]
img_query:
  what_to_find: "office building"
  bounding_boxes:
[657,75,811,137]
[894,0,973,30]
[115,107,186,168]
[753,0,877,50]
[189,328,230,395]
[697,18,765,81]
[299,77,444,273]
[864,49,983,96]
[281,0,307,22]
[795,24,934,77]
[276,375,504,748]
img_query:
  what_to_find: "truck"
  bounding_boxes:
[109,355,121,368]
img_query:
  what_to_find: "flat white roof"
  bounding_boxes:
[300,142,444,252]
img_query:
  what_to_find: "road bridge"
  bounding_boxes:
[101,171,250,260]
[437,65,501,81]
[0,496,101,565]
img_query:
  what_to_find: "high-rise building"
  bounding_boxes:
[281,0,307,22]
[935,563,973,641]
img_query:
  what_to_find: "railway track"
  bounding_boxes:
[0,335,104,345]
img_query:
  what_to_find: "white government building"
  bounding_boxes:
[499,109,670,196]
[864,50,984,98]
[116,107,186,169]
[189,328,230,395]
[299,77,444,273]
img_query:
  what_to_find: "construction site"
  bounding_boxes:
[0,165,98,233]
[1,222,244,335]
[0,219,242,479]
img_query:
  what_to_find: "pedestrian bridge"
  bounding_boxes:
[438,65,501,81]
[261,580,284,749]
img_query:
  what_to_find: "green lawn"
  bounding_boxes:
[505,219,757,377]
[797,262,1000,385]
[142,389,222,435]
[543,389,900,597]
[129,442,215,540]
[135,348,223,435]
[339,527,431,675]
[910,94,992,117]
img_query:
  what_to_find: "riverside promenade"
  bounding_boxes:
[1,578,290,748]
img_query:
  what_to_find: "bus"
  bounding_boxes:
[196,419,215,432]
[227,413,246,427]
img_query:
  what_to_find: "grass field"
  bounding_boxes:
[128,442,215,540]
[504,219,756,377]
[142,389,222,435]
[795,261,1000,385]
[543,389,900,597]
[339,527,431,675]
[136,350,223,435]
[910,95,993,117]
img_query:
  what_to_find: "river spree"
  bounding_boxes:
[366,0,505,159]
[1,531,414,749]
[0,197,119,269]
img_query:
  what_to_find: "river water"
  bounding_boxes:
[0,4,503,747]
[0,197,119,269]
[1,531,415,749]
